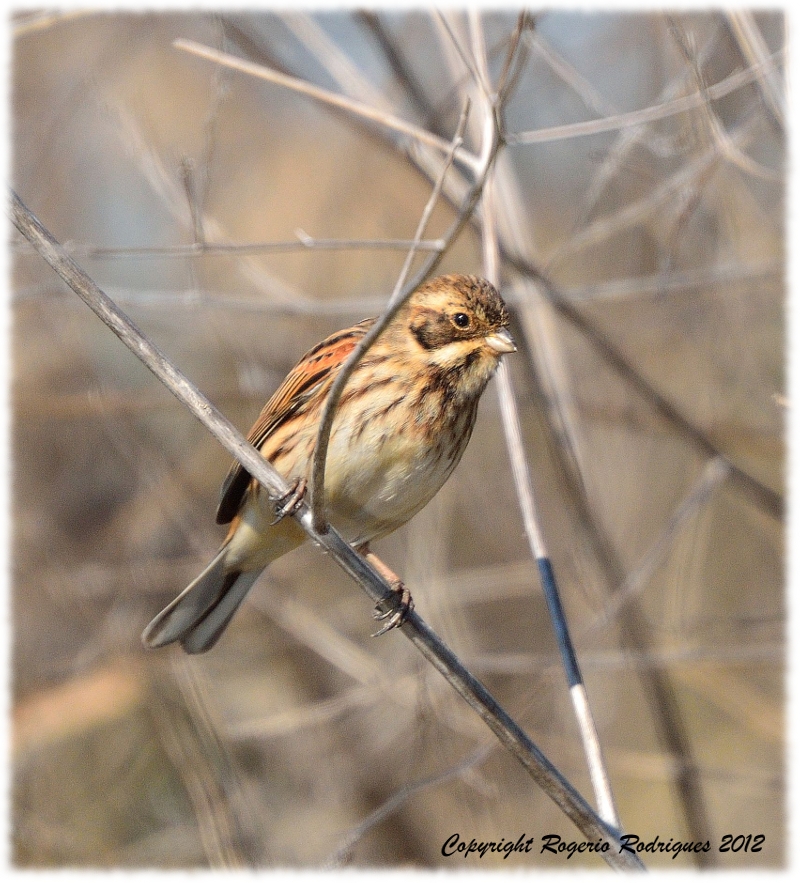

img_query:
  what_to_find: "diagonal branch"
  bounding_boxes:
[309,101,484,532]
[172,38,479,172]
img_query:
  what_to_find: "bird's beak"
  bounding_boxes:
[485,327,516,354]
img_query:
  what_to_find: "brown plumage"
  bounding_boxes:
[142,274,515,653]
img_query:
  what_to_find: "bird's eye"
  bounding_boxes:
[452,312,471,329]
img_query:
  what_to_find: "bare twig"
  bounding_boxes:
[506,47,785,145]
[12,9,94,36]
[22,235,446,260]
[309,102,476,531]
[172,38,479,172]
[355,12,450,140]
[227,682,387,741]
[436,12,489,99]
[544,114,762,270]
[324,744,493,867]
[595,457,731,628]
[506,250,783,521]
[468,9,620,830]
[147,660,252,867]
[726,11,785,127]
[666,17,780,185]
[509,314,719,864]
[10,190,644,870]
[280,12,387,109]
[295,231,446,253]
[495,11,531,105]
[180,157,205,246]
[550,260,782,304]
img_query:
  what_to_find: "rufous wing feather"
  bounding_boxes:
[215,319,374,524]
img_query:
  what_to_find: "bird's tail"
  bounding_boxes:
[142,546,262,654]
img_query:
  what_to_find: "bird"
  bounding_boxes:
[142,274,515,653]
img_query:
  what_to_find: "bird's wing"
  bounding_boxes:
[215,319,374,524]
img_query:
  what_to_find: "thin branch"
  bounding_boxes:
[10,190,644,870]
[97,95,313,311]
[147,661,251,867]
[571,23,725,226]
[473,642,782,677]
[324,744,493,867]
[355,11,451,141]
[20,235,446,260]
[666,16,780,184]
[469,10,620,830]
[172,38,479,172]
[543,114,762,270]
[506,250,783,521]
[595,457,731,628]
[495,11,531,105]
[522,27,674,160]
[279,11,387,109]
[218,14,477,218]
[726,10,785,128]
[506,46,785,145]
[388,103,469,293]
[309,102,477,532]
[227,681,391,741]
[509,317,719,864]
[295,230,446,253]
[12,9,94,36]
[549,260,783,304]
[435,11,489,100]
[180,157,205,246]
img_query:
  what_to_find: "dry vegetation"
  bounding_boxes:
[10,9,784,869]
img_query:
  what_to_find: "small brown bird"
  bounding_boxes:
[142,274,515,653]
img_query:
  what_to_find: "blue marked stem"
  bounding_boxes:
[536,556,582,689]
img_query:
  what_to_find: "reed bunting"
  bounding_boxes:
[142,274,515,653]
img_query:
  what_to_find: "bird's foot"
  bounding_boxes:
[372,581,414,637]
[270,478,307,525]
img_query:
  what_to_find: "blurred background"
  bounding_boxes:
[10,7,784,869]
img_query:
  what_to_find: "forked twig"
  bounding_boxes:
[10,190,644,870]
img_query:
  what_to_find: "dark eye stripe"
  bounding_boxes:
[410,309,450,350]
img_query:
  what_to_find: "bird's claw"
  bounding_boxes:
[371,582,414,637]
[270,478,307,525]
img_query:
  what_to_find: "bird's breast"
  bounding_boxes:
[321,395,478,544]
